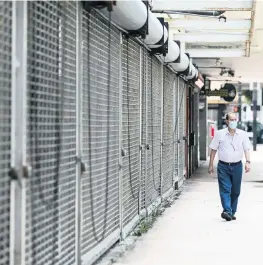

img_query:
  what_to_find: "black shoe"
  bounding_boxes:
[232,215,236,220]
[221,212,232,221]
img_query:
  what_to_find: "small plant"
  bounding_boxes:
[133,220,151,236]
[133,206,164,237]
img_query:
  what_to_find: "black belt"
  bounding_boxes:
[219,160,241,166]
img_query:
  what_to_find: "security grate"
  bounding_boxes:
[0,2,12,265]
[81,9,120,255]
[122,38,140,226]
[178,79,185,180]
[162,68,174,193]
[193,92,199,168]
[57,3,77,265]
[183,85,187,173]
[173,77,179,180]
[146,56,162,205]
[140,47,148,210]
[26,2,76,265]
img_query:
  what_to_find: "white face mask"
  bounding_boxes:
[229,121,237,129]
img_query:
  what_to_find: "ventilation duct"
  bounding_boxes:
[99,0,201,83]
[170,53,190,72]
[99,0,148,30]
[186,62,198,81]
[160,39,180,63]
[145,11,168,48]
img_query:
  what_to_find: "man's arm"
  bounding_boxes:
[209,149,217,166]
[243,132,252,173]
[208,131,220,174]
[244,150,251,173]
[209,149,217,174]
[244,150,250,162]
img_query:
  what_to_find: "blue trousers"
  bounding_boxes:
[217,162,243,215]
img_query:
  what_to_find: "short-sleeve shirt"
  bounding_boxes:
[209,128,252,163]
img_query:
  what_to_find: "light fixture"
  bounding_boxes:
[215,59,222,66]
[228,70,235,77]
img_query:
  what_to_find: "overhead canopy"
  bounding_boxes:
[151,0,253,12]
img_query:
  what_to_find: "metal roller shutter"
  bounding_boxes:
[122,38,140,227]
[178,79,185,182]
[183,86,187,174]
[162,68,174,193]
[57,3,77,265]
[146,56,162,205]
[140,47,148,210]
[0,2,12,265]
[81,9,120,256]
[25,2,77,265]
[182,84,186,176]
[173,77,179,183]
[194,93,199,169]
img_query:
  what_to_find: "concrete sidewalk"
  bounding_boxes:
[114,146,263,265]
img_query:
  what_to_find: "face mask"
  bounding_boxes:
[229,121,237,129]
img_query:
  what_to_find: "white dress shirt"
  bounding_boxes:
[209,128,252,163]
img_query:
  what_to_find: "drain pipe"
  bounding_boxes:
[153,10,225,18]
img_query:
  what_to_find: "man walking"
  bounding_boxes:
[208,112,252,221]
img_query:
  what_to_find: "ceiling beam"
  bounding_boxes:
[173,33,249,42]
[169,19,251,31]
[187,49,246,57]
[152,0,253,11]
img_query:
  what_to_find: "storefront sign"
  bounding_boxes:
[200,83,236,102]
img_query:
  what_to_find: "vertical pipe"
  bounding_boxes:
[195,92,199,168]
[10,2,17,264]
[138,47,142,217]
[177,79,180,181]
[75,2,82,264]
[188,86,192,177]
[160,66,164,197]
[183,83,187,176]
[11,2,28,265]
[20,2,28,265]
[118,33,123,240]
[172,77,176,186]
[252,83,257,151]
[144,50,148,210]
[185,84,189,179]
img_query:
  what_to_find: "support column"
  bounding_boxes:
[199,96,208,160]
[252,83,257,151]
[199,79,209,161]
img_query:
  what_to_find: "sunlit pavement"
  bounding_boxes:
[114,145,263,265]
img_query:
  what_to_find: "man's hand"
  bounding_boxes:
[208,164,214,175]
[245,162,250,173]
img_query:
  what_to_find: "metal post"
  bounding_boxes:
[172,78,177,187]
[10,2,28,265]
[118,33,124,240]
[144,51,148,212]
[160,66,164,197]
[75,2,82,264]
[177,79,180,182]
[252,83,257,151]
[238,82,242,124]
[138,46,142,218]
[10,3,17,264]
